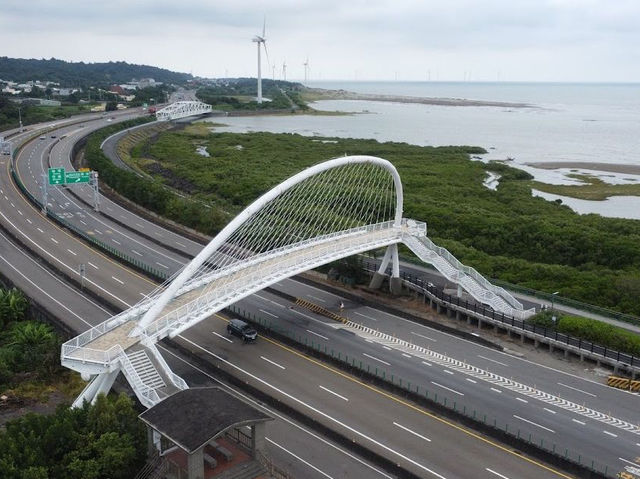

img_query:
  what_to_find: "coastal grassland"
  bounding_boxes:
[532,173,640,200]
[121,128,640,315]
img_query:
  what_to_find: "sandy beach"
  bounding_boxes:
[306,88,532,108]
[527,162,640,175]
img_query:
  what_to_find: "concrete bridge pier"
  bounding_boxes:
[369,244,402,295]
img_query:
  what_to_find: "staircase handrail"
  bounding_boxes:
[410,234,523,310]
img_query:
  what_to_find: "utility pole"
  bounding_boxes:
[41,173,48,215]
[18,106,23,132]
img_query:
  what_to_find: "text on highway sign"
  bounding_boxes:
[48,167,65,185]
[65,171,91,183]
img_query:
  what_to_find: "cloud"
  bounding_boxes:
[1,0,639,81]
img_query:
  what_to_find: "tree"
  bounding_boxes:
[105,101,117,112]
[8,321,57,374]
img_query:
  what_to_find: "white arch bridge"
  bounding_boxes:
[155,101,212,121]
[61,156,534,408]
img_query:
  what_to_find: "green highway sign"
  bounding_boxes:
[65,171,91,184]
[48,167,65,185]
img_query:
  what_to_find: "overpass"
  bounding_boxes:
[61,155,534,408]
[155,100,212,121]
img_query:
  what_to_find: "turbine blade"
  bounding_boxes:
[263,42,271,71]
[262,15,266,38]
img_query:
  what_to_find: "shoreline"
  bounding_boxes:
[304,88,533,108]
[527,161,640,175]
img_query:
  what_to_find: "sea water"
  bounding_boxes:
[203,81,640,219]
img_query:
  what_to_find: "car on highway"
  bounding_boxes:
[39,136,46,140]
[226,319,257,342]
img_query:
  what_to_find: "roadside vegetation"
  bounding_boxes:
[0,393,146,479]
[86,124,640,317]
[0,285,146,478]
[528,310,640,356]
[0,95,92,132]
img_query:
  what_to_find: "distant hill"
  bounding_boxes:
[0,57,193,86]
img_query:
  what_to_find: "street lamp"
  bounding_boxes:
[18,106,23,132]
[551,291,559,324]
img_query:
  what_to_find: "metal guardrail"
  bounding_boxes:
[8,130,169,283]
[378,264,639,369]
[230,305,613,478]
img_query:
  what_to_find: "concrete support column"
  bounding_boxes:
[534,339,540,348]
[146,426,157,456]
[455,310,461,321]
[436,303,442,314]
[564,349,569,359]
[389,277,403,296]
[477,318,483,329]
[457,284,462,298]
[369,246,392,290]
[467,315,472,325]
[92,368,120,403]
[187,447,204,479]
[251,423,266,458]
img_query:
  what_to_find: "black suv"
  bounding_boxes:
[227,319,257,342]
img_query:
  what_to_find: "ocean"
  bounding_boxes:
[202,81,640,219]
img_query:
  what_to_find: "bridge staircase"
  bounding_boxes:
[402,234,535,320]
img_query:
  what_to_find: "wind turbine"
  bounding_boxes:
[282,61,287,81]
[303,58,310,84]
[252,18,268,103]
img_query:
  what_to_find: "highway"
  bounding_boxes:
[1,112,637,477]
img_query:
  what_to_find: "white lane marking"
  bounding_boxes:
[131,250,143,256]
[0,235,98,325]
[382,346,392,351]
[603,430,618,437]
[402,353,412,359]
[261,356,286,370]
[478,355,508,367]
[266,437,334,479]
[254,293,286,308]
[490,388,502,394]
[50,237,59,244]
[111,238,121,245]
[307,329,329,340]
[176,242,186,248]
[307,294,326,303]
[10,202,14,207]
[80,220,87,225]
[67,249,77,256]
[354,311,377,321]
[486,468,510,479]
[37,227,44,233]
[411,331,437,342]
[259,309,279,318]
[26,218,32,224]
[513,415,555,433]
[543,408,557,415]
[136,223,144,228]
[421,361,432,367]
[363,353,391,366]
[17,210,23,215]
[95,229,102,234]
[465,378,477,384]
[636,443,640,447]
[156,262,169,269]
[443,370,454,375]
[319,385,349,402]
[431,381,464,396]
[180,337,442,478]
[111,276,124,285]
[621,457,638,466]
[212,331,233,343]
[557,382,597,398]
[516,398,528,404]
[393,422,431,442]
[572,419,585,425]
[88,262,98,269]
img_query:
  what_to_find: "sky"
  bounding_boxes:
[2,0,640,82]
